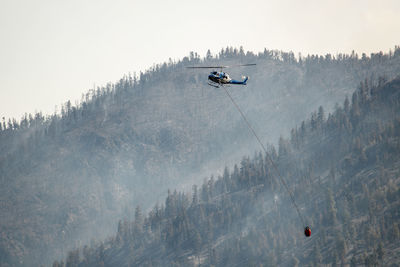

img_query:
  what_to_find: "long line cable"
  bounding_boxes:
[221,85,306,227]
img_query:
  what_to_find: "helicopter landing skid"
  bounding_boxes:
[208,82,220,88]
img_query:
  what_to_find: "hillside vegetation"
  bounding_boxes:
[1,47,400,266]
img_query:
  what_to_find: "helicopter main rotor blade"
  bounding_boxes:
[228,64,257,67]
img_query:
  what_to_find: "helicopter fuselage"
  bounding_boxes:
[208,71,231,84]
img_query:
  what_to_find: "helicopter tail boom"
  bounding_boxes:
[230,76,248,85]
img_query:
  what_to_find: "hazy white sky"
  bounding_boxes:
[1,0,399,120]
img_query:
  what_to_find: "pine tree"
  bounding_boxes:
[326,189,337,225]
[134,205,143,236]
[376,242,384,262]
[191,185,199,207]
[206,49,213,60]
[336,235,347,264]
[343,95,350,113]
[389,223,399,242]
[350,255,357,267]
[317,106,325,126]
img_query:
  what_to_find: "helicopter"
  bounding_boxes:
[186,64,256,88]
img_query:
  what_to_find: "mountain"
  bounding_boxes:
[54,75,400,266]
[1,47,400,266]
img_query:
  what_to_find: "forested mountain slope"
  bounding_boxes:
[55,76,400,267]
[1,47,400,266]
